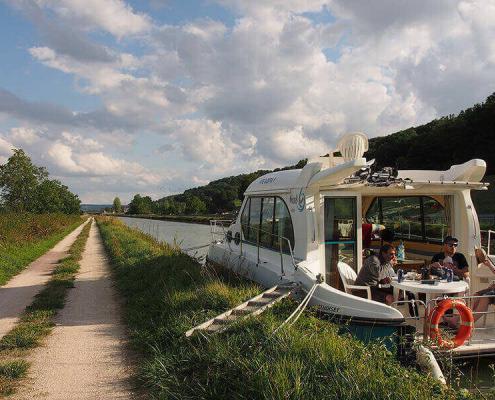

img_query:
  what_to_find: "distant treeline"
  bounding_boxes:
[0,149,81,214]
[126,92,495,216]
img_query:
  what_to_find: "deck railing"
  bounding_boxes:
[209,220,297,277]
[392,293,495,350]
[480,229,495,256]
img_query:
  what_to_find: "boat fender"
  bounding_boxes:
[427,299,474,349]
[416,345,446,385]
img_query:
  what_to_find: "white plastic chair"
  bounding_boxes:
[337,261,371,299]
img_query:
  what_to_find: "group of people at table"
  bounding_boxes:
[355,228,495,328]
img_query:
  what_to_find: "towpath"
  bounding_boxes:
[14,220,134,400]
[0,219,90,339]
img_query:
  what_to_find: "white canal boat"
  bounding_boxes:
[207,133,495,358]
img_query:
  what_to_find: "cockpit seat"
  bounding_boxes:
[337,261,371,300]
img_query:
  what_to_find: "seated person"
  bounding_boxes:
[354,244,397,305]
[446,257,495,327]
[430,236,469,280]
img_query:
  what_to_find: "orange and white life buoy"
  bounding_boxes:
[428,299,474,349]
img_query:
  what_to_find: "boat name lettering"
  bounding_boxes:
[259,177,276,184]
[318,304,340,314]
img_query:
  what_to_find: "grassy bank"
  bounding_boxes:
[0,213,84,285]
[96,217,476,400]
[0,219,92,396]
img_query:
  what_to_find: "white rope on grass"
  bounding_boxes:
[272,282,319,335]
[182,243,211,252]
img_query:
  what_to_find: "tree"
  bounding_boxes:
[32,179,80,214]
[128,194,154,214]
[0,149,47,212]
[185,195,207,215]
[113,197,122,213]
[0,149,80,214]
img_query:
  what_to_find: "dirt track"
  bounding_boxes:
[0,220,89,339]
[14,220,134,400]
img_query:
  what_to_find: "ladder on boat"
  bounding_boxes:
[185,284,295,337]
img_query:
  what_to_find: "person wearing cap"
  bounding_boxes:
[430,236,469,279]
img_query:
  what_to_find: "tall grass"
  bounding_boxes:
[0,213,83,285]
[97,217,478,400]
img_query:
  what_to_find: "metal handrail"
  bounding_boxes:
[480,229,495,255]
[209,219,297,276]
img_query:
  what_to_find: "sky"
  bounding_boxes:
[0,0,494,204]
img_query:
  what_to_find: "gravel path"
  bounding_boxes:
[14,220,135,400]
[0,219,89,339]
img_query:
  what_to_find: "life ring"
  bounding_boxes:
[428,299,474,349]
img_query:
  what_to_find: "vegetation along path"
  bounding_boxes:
[13,220,134,400]
[0,219,89,340]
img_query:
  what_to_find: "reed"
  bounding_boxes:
[97,217,482,400]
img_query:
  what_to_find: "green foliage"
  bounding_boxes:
[0,213,82,285]
[0,149,80,214]
[113,196,122,213]
[128,194,154,215]
[97,217,467,400]
[366,93,495,174]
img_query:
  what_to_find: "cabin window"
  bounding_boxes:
[423,197,448,242]
[240,196,295,252]
[324,197,357,287]
[260,197,275,247]
[247,197,262,243]
[274,197,295,253]
[366,196,448,243]
[241,198,250,240]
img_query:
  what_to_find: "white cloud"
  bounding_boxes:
[0,136,16,162]
[34,0,151,38]
[2,0,495,202]
[10,127,41,145]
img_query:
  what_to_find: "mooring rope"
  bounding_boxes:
[181,243,211,252]
[272,282,319,334]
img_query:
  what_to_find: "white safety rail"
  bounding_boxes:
[392,293,495,358]
[481,229,495,255]
[209,220,298,277]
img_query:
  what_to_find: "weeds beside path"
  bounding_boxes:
[0,219,91,397]
[96,217,474,400]
[0,213,83,286]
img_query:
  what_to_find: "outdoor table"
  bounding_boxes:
[396,259,426,271]
[390,278,469,305]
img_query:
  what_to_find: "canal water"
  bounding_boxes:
[118,216,494,390]
[118,217,212,260]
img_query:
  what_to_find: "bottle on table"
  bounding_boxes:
[397,240,405,261]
